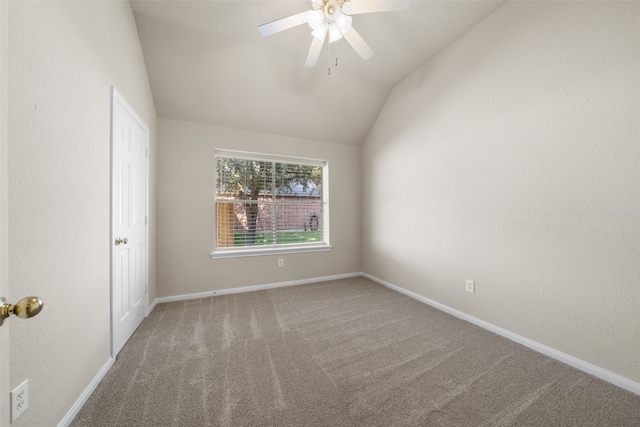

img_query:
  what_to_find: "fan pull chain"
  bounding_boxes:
[328,41,340,76]
[328,40,331,75]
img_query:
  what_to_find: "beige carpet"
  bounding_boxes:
[72,277,640,426]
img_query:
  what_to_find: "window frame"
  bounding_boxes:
[211,149,331,259]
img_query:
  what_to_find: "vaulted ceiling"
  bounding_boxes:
[130,0,507,146]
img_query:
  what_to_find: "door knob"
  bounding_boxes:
[123,238,128,244]
[0,296,44,327]
[115,237,128,245]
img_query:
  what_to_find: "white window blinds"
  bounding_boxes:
[214,150,329,255]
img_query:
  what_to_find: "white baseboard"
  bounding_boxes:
[362,273,640,397]
[148,298,158,314]
[57,357,114,427]
[151,272,362,307]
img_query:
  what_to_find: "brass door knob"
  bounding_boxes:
[115,237,128,245]
[123,238,128,244]
[0,296,44,327]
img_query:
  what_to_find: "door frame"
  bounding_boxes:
[0,0,10,424]
[110,87,149,358]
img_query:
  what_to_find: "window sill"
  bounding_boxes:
[211,244,332,259]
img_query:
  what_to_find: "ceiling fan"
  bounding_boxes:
[258,0,407,67]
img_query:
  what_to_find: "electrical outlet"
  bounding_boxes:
[11,379,28,422]
[465,279,475,294]
[278,258,284,268]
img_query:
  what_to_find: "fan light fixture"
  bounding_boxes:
[258,0,407,68]
[308,0,352,43]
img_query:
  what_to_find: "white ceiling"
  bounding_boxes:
[130,0,507,146]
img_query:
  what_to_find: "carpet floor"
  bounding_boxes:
[72,276,640,426]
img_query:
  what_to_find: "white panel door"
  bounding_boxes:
[112,88,148,356]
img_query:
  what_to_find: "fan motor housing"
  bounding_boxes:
[324,0,341,20]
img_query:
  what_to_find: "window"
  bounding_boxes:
[212,150,330,259]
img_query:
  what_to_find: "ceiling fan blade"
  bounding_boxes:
[305,36,325,67]
[341,26,374,60]
[258,11,309,37]
[345,1,409,15]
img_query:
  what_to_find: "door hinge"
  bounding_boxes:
[145,284,148,294]
[145,148,148,158]
[145,216,148,226]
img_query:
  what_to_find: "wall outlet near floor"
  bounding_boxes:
[278,258,284,268]
[465,279,475,294]
[11,379,28,422]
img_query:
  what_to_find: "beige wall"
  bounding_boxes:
[8,1,156,425]
[156,118,360,298]
[362,1,640,384]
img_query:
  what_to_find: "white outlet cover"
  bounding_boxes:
[465,280,475,293]
[11,379,28,422]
